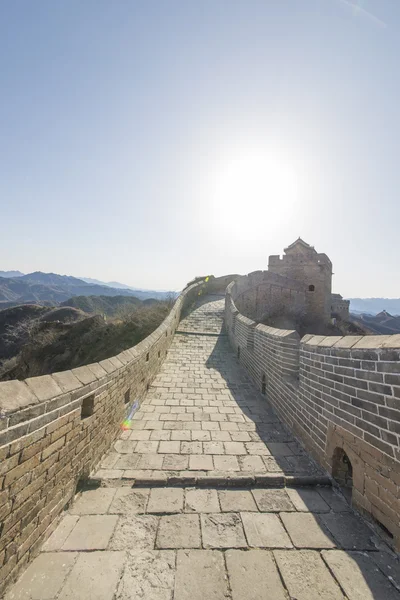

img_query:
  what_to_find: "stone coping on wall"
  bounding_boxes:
[302,333,400,349]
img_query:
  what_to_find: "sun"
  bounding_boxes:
[208,148,299,237]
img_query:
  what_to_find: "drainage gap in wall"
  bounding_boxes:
[237,346,241,360]
[146,353,149,362]
[261,374,266,395]
[332,448,353,503]
[374,518,394,540]
[81,394,95,419]
[158,350,161,358]
[124,389,131,404]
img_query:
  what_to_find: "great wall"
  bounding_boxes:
[1,240,399,599]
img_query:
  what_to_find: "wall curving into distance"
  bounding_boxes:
[226,277,400,550]
[0,275,232,593]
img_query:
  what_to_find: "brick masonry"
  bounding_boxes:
[0,276,233,593]
[226,281,400,550]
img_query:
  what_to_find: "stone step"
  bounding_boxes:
[89,472,332,488]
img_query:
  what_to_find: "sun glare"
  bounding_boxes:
[208,148,299,237]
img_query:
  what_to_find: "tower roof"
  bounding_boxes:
[284,237,315,253]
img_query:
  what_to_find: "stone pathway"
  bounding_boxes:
[93,296,325,484]
[5,296,400,599]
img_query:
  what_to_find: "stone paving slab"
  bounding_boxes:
[174,549,228,600]
[42,515,79,552]
[252,488,295,512]
[201,513,247,548]
[226,549,287,600]
[69,488,116,515]
[280,512,336,549]
[115,550,176,600]
[108,487,150,514]
[57,551,125,600]
[322,550,400,600]
[218,489,257,512]
[241,512,293,548]
[109,514,158,550]
[4,552,78,600]
[184,488,220,513]
[156,514,201,549]
[274,549,345,600]
[147,487,184,513]
[319,512,377,551]
[61,515,118,551]
[286,487,331,512]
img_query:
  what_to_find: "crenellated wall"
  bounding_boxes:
[226,280,400,550]
[0,276,233,594]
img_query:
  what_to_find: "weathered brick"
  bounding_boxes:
[50,422,73,443]
[4,455,39,487]
[20,437,47,462]
[0,453,20,478]
[368,382,393,395]
[41,435,66,460]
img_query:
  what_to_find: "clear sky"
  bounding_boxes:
[1,1,399,296]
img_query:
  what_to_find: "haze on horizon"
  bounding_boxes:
[1,1,399,297]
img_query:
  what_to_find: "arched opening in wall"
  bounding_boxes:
[332,447,353,503]
[261,374,266,395]
[237,346,241,360]
[308,284,315,292]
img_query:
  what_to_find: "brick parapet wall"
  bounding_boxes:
[226,284,400,549]
[230,271,306,322]
[0,277,217,593]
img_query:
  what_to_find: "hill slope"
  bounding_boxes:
[61,295,143,316]
[0,300,171,380]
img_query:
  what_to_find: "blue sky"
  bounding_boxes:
[1,1,399,296]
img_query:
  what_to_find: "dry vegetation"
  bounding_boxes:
[0,298,174,380]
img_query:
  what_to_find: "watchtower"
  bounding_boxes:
[268,238,332,324]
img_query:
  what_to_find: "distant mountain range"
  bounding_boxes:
[0,271,24,278]
[0,271,175,308]
[347,298,400,316]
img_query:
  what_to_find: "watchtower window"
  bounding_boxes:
[308,284,315,292]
